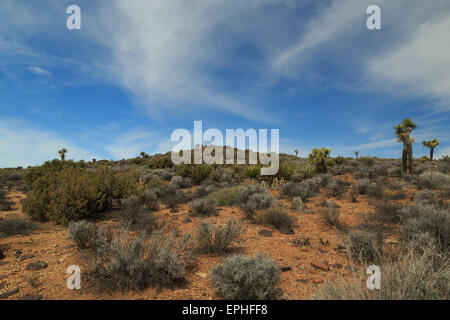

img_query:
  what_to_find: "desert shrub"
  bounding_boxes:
[326,178,346,197]
[67,220,98,249]
[372,202,402,224]
[148,155,174,169]
[367,182,385,199]
[414,189,440,206]
[281,179,319,200]
[333,156,347,165]
[0,217,36,239]
[356,178,370,195]
[207,186,241,206]
[350,186,359,202]
[170,175,191,189]
[175,164,212,185]
[291,197,305,211]
[400,204,450,251]
[90,230,192,291]
[23,159,80,185]
[255,207,294,229]
[210,254,283,300]
[319,208,341,228]
[358,157,375,166]
[317,240,449,300]
[22,166,137,224]
[189,199,218,216]
[416,171,450,190]
[196,219,242,253]
[347,230,383,263]
[0,190,12,211]
[318,200,340,208]
[154,185,186,208]
[240,192,275,220]
[120,192,158,233]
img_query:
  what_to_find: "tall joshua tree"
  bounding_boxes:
[395,118,416,174]
[354,151,359,159]
[422,139,440,161]
[58,148,68,161]
[294,149,299,157]
[308,147,331,173]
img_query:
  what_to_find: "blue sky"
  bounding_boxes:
[1,0,449,167]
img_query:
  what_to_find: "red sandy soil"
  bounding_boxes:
[0,174,418,300]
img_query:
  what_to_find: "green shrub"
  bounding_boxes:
[196,219,242,253]
[22,166,138,224]
[89,230,192,291]
[207,186,241,206]
[356,178,370,195]
[0,190,12,211]
[188,199,218,216]
[291,197,305,211]
[255,207,294,229]
[120,191,159,233]
[67,220,98,249]
[414,189,440,206]
[372,202,402,224]
[0,217,36,239]
[277,162,294,179]
[347,230,383,263]
[210,254,283,300]
[319,208,341,228]
[281,180,319,200]
[297,164,315,178]
[417,171,450,190]
[317,240,449,300]
[400,204,450,251]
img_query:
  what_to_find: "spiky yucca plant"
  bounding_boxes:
[245,165,261,181]
[277,161,294,179]
[298,164,315,178]
[422,139,440,161]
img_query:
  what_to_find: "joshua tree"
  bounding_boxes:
[395,118,417,174]
[422,139,440,161]
[308,147,331,173]
[294,149,299,157]
[92,158,96,163]
[354,151,359,159]
[58,148,68,161]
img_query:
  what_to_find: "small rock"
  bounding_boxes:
[311,261,329,271]
[280,266,292,272]
[195,272,207,278]
[258,230,273,237]
[279,225,294,235]
[0,261,7,266]
[182,217,192,223]
[26,261,48,271]
[313,278,324,284]
[15,249,23,258]
[19,254,34,261]
[170,208,179,213]
[20,294,43,300]
[0,249,4,260]
[304,209,314,214]
[0,288,19,299]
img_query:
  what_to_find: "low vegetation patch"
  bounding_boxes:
[196,219,242,254]
[0,217,36,239]
[210,253,283,300]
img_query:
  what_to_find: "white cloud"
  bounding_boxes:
[0,118,100,168]
[104,129,163,159]
[28,66,50,75]
[367,15,450,110]
[94,0,285,123]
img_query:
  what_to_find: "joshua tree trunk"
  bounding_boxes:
[430,148,434,161]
